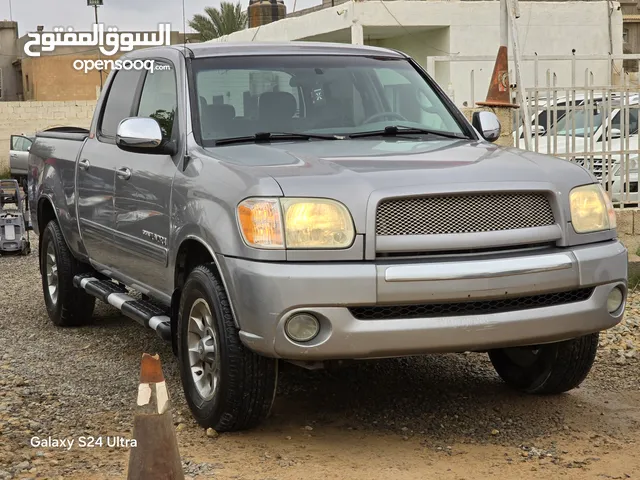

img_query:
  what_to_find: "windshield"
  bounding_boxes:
[191,55,466,145]
[554,107,603,138]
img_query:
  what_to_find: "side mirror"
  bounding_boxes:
[116,117,164,153]
[472,111,501,143]
[609,128,621,139]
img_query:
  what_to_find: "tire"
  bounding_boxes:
[488,333,599,394]
[40,220,95,326]
[177,263,278,432]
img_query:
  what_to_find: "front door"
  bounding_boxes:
[111,60,178,295]
[77,68,146,268]
[9,135,33,180]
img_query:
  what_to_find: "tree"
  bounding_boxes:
[189,2,248,41]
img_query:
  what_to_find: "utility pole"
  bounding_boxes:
[87,0,104,91]
[477,0,530,148]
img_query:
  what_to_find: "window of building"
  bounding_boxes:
[136,62,177,141]
[25,75,29,93]
[623,28,629,43]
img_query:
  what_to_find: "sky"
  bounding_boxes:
[1,0,321,36]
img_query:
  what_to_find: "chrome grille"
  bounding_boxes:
[376,192,555,236]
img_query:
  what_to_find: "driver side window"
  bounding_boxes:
[137,62,178,142]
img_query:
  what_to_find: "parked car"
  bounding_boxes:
[513,93,621,146]
[30,42,628,432]
[533,95,639,181]
[10,134,34,189]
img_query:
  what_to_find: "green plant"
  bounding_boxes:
[189,2,247,41]
[0,164,10,179]
[629,271,640,292]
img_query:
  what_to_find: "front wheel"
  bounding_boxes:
[177,264,278,432]
[488,333,599,394]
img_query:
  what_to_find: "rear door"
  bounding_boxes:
[110,60,178,294]
[77,68,146,268]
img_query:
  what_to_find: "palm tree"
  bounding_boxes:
[189,2,248,41]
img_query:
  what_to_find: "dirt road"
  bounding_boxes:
[1,239,639,479]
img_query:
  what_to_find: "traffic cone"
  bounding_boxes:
[476,45,518,108]
[126,353,184,480]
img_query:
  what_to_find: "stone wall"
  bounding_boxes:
[0,101,96,172]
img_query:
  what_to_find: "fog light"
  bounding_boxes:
[607,287,624,313]
[285,313,320,342]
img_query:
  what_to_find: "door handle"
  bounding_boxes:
[116,167,132,181]
[78,159,90,171]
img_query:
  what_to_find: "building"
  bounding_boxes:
[0,21,24,101]
[212,0,624,108]
[622,0,640,71]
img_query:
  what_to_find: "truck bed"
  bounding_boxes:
[35,126,90,142]
[29,126,90,237]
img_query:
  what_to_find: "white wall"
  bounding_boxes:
[211,1,623,107]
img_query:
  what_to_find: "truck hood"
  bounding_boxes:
[204,138,593,232]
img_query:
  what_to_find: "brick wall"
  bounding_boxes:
[0,101,97,172]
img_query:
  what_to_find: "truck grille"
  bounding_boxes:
[349,288,594,320]
[376,192,555,236]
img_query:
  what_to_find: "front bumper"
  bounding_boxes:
[218,240,628,360]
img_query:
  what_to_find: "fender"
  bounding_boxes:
[171,232,241,329]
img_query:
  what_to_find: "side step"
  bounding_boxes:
[73,274,172,342]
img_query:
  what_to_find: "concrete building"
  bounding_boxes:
[622,0,640,71]
[212,1,624,108]
[0,21,24,101]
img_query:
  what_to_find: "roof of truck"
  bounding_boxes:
[171,41,408,59]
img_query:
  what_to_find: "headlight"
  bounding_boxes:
[237,197,355,249]
[569,184,616,233]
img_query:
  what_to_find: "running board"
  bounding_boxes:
[73,274,172,342]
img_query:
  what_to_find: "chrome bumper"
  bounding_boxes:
[218,240,628,360]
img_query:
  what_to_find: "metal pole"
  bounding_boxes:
[500,0,508,48]
[507,0,531,148]
[8,0,12,21]
[95,5,103,90]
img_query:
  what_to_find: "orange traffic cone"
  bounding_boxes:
[477,46,518,108]
[126,353,184,480]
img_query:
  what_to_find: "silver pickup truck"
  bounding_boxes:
[30,42,628,432]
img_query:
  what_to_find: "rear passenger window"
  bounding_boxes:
[99,69,144,138]
[137,62,178,141]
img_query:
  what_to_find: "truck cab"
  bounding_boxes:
[29,42,628,432]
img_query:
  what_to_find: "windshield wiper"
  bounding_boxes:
[349,125,468,140]
[215,131,342,146]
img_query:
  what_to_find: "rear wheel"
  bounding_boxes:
[488,333,599,394]
[41,220,95,326]
[177,263,278,432]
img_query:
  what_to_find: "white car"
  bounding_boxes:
[513,93,619,147]
[533,95,639,183]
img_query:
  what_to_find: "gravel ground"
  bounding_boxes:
[1,237,639,479]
